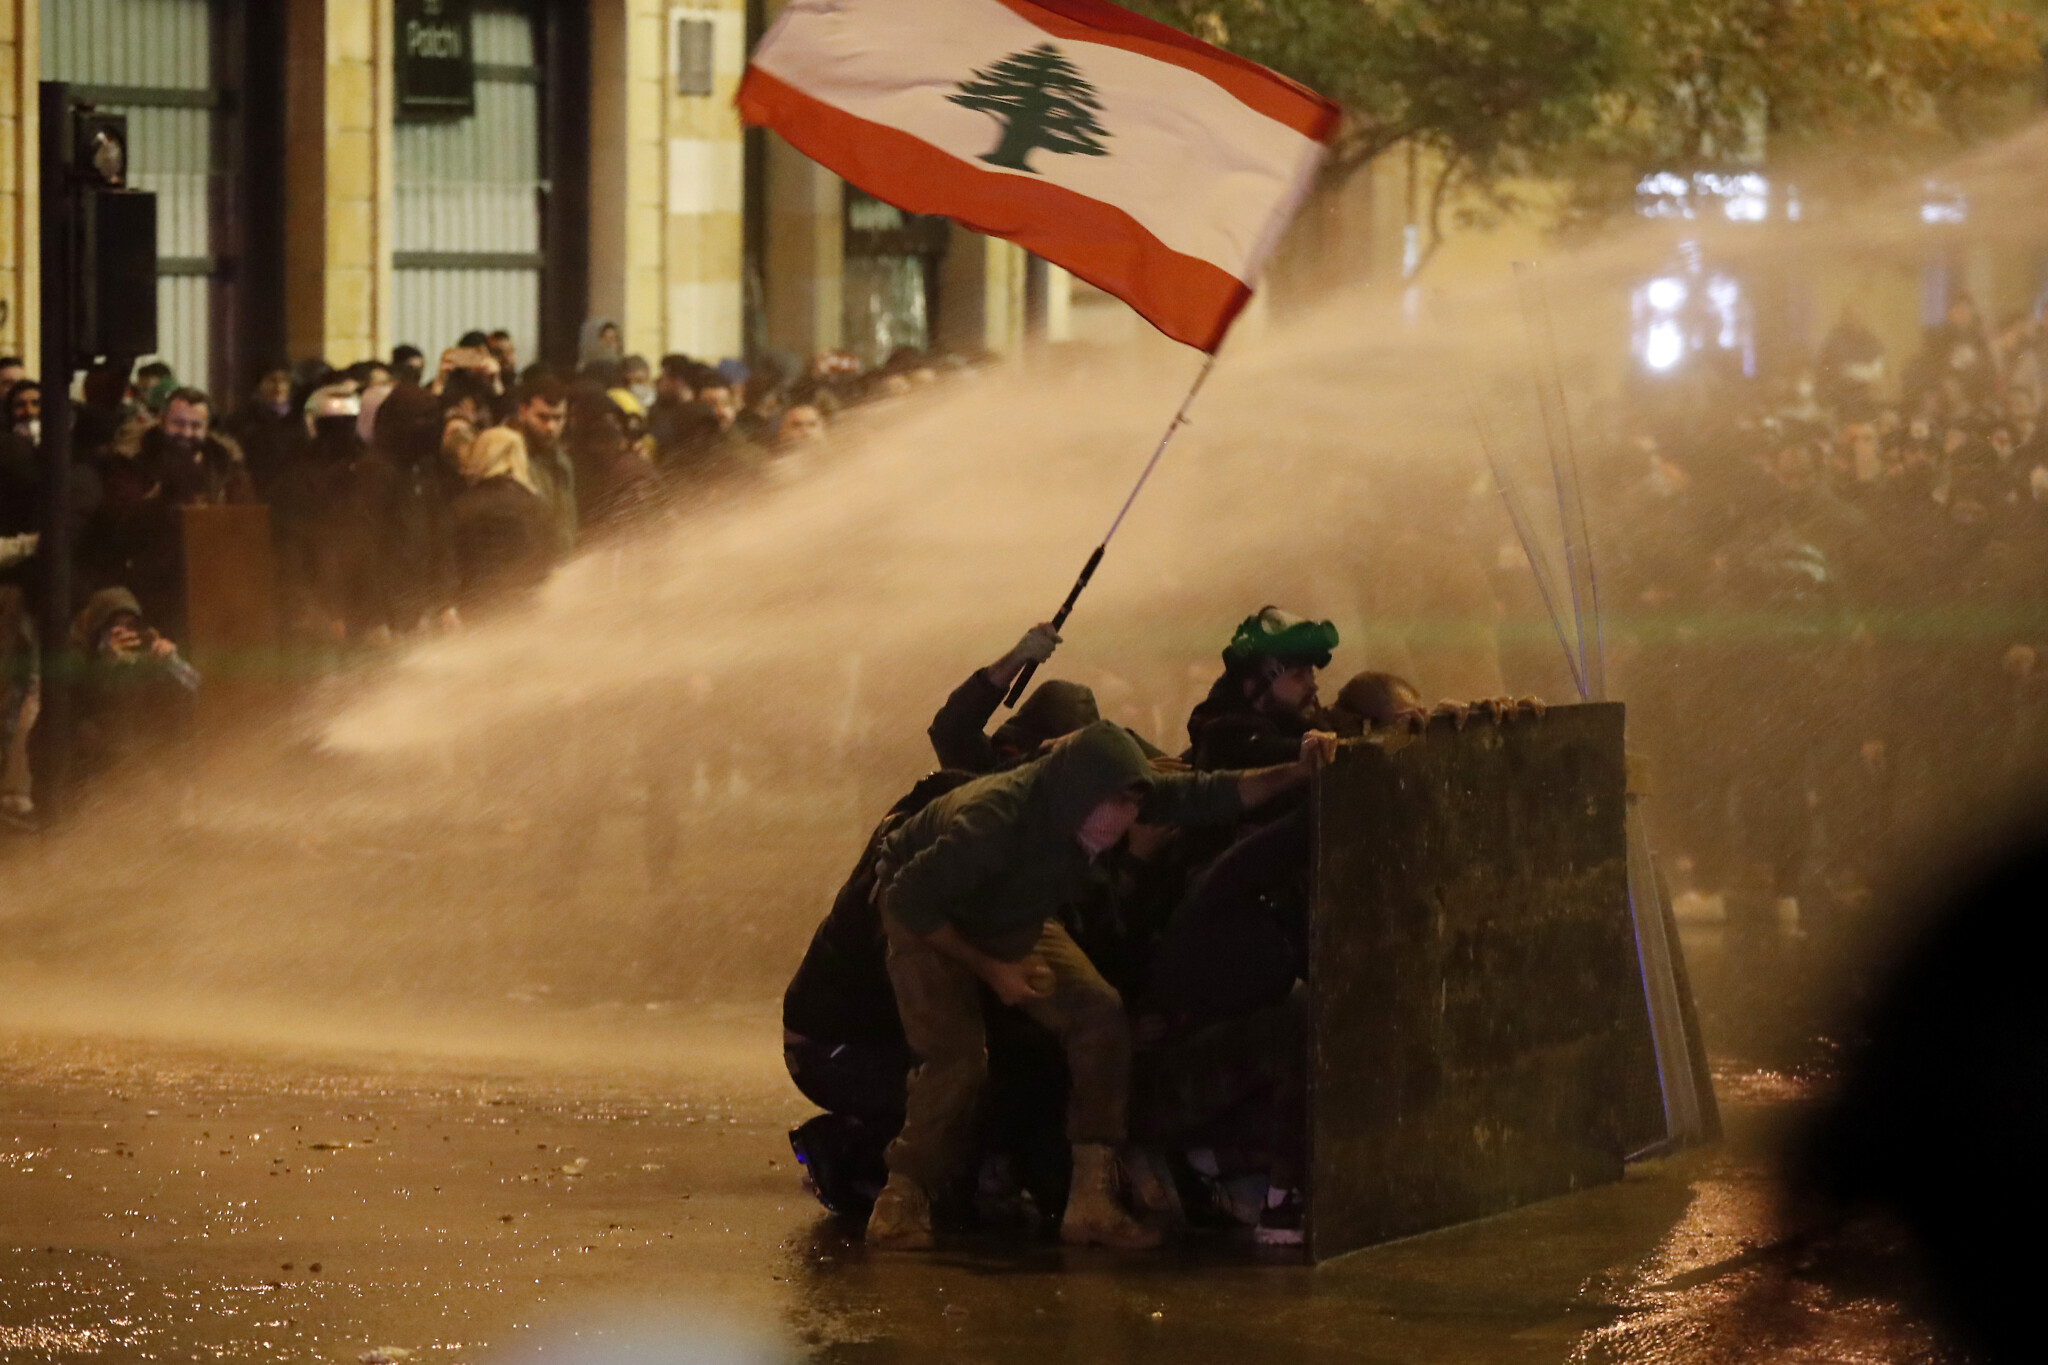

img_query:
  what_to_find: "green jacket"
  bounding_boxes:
[878,720,1244,955]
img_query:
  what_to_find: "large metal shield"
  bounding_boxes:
[1305,702,1660,1260]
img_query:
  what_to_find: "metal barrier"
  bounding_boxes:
[1305,702,1712,1261]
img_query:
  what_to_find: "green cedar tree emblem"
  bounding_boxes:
[948,42,1111,174]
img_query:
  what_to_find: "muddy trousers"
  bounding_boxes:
[881,916,1129,1192]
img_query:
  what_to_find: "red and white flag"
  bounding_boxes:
[738,0,1339,352]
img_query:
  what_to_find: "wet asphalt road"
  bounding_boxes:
[0,989,1955,1365]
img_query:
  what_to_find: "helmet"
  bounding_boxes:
[1223,606,1339,671]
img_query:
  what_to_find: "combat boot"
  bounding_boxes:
[864,1173,934,1250]
[1060,1143,1163,1249]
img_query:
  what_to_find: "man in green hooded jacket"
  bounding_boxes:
[868,718,1335,1249]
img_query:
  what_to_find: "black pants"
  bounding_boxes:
[786,1024,1070,1215]
[784,1038,916,1128]
[1132,984,1308,1188]
[1145,807,1312,1026]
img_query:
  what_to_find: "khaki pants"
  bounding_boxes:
[882,916,1130,1190]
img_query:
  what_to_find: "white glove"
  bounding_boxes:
[1009,623,1062,666]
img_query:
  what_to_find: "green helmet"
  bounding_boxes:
[1223,606,1339,671]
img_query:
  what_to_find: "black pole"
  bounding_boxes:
[35,82,75,822]
[1002,544,1101,708]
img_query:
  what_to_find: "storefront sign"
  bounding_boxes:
[397,0,475,121]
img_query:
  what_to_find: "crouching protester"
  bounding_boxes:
[1127,664,1544,1245]
[71,587,202,783]
[865,718,1336,1251]
[783,646,1138,1227]
[781,769,974,1216]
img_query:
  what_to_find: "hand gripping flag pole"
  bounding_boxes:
[739,0,1340,704]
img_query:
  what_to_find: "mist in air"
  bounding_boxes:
[7,118,2048,1063]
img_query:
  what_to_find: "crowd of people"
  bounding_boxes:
[0,324,959,825]
[782,607,1446,1251]
[1597,292,2048,939]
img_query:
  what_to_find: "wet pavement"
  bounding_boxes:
[0,985,1958,1365]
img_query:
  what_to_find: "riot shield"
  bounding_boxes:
[1305,702,1691,1260]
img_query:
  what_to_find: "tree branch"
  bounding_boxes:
[1411,149,1466,279]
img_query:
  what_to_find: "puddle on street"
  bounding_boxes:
[0,992,1952,1365]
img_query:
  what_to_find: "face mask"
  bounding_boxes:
[268,399,292,417]
[15,419,38,444]
[630,383,656,410]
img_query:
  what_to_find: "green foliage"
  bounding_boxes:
[1138,0,1635,177]
[1559,0,2043,222]
[1134,0,2042,254]
[950,43,1114,173]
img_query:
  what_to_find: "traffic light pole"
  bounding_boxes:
[35,81,75,824]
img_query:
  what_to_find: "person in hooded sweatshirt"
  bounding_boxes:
[71,586,201,781]
[926,622,1116,774]
[784,631,1132,1223]
[578,316,624,375]
[864,719,1335,1251]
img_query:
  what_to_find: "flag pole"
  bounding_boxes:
[1004,349,1221,708]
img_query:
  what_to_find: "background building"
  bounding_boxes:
[0,0,1065,395]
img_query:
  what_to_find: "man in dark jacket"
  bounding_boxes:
[782,771,982,1218]
[926,622,1101,773]
[222,365,303,499]
[787,632,1129,1224]
[866,720,1334,1251]
[149,389,255,507]
[1185,607,1339,770]
[366,384,459,633]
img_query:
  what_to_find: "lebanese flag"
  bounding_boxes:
[738,0,1339,352]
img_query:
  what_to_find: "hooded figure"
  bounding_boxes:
[867,720,1248,1251]
[71,586,197,777]
[993,681,1100,755]
[578,316,623,371]
[928,669,1105,775]
[879,721,1202,951]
